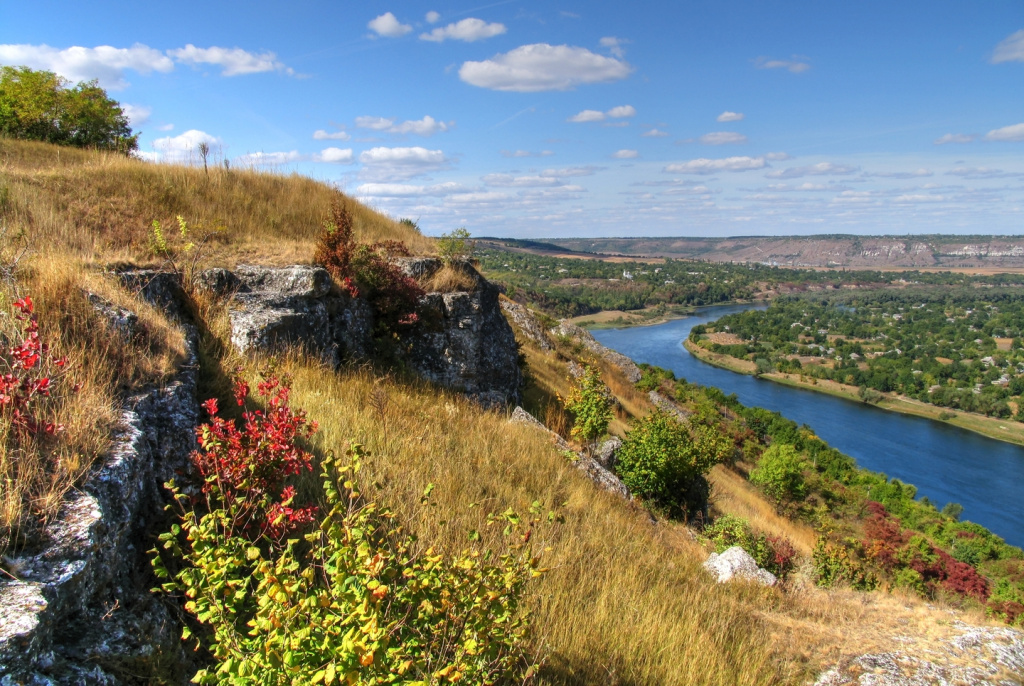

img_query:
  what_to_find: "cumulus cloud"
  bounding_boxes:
[121,104,151,125]
[934,133,976,145]
[599,36,628,58]
[766,162,858,178]
[754,56,810,73]
[0,42,173,90]
[984,122,1024,142]
[168,44,293,76]
[368,12,412,38]
[150,129,221,162]
[992,29,1024,64]
[235,150,304,167]
[946,167,1023,179]
[765,152,791,161]
[717,111,744,122]
[356,181,464,197]
[500,149,554,158]
[612,149,639,159]
[663,156,767,174]
[765,182,829,191]
[893,194,946,203]
[359,146,449,180]
[642,128,669,137]
[541,166,601,178]
[355,115,451,136]
[314,147,354,163]
[698,131,747,145]
[420,18,506,42]
[459,44,632,92]
[425,11,441,24]
[862,168,933,179]
[482,174,564,187]
[568,105,635,123]
[313,129,350,141]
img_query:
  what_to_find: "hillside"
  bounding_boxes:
[0,140,1021,685]
[545,236,1024,271]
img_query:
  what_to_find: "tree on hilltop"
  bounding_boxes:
[0,66,138,153]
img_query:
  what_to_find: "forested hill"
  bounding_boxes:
[543,235,1024,270]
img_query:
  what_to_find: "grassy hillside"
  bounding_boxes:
[1,140,1017,684]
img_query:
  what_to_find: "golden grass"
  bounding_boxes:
[275,359,800,685]
[420,263,479,292]
[0,138,431,268]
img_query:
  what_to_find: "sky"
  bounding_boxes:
[2,1,1023,238]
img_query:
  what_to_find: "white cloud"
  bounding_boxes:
[754,56,810,73]
[612,149,639,159]
[459,44,632,92]
[717,111,744,122]
[568,105,635,123]
[356,182,463,197]
[420,18,506,43]
[168,44,293,76]
[663,156,767,174]
[425,11,441,24]
[642,128,669,137]
[500,149,554,158]
[541,166,601,177]
[482,174,563,187]
[984,122,1024,142]
[947,167,1023,179]
[313,129,350,141]
[893,194,945,203]
[359,146,449,180]
[121,104,151,126]
[355,115,451,136]
[448,191,514,205]
[156,123,174,131]
[568,109,606,123]
[934,133,976,145]
[0,42,173,90]
[314,147,354,163]
[699,131,747,145]
[764,152,791,161]
[992,29,1024,64]
[235,150,303,166]
[150,129,221,162]
[766,162,858,178]
[368,12,412,38]
[766,182,829,192]
[862,168,933,179]
[599,36,629,58]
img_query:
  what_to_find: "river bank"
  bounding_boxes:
[569,300,765,330]
[684,338,1024,447]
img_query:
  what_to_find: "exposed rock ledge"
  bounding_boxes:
[551,321,642,383]
[0,273,200,685]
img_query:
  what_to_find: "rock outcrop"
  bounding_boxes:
[703,546,778,586]
[207,261,522,406]
[499,299,553,351]
[0,273,200,685]
[510,407,630,499]
[551,321,642,383]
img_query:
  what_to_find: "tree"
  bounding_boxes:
[0,66,137,153]
[562,363,613,454]
[749,443,807,502]
[437,227,473,265]
[616,408,729,517]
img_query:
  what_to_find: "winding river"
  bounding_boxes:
[591,303,1024,548]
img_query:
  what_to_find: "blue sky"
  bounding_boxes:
[2,1,1023,237]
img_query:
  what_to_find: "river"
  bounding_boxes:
[590,303,1024,548]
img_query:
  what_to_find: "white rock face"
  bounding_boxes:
[703,546,777,586]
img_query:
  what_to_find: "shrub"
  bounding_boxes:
[437,227,473,265]
[748,443,807,503]
[616,408,729,517]
[699,514,797,577]
[812,537,877,590]
[154,380,544,684]
[562,363,613,453]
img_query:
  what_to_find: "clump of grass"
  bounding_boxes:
[419,263,479,292]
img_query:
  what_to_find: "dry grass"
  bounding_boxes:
[0,138,431,267]
[271,359,799,685]
[420,263,479,292]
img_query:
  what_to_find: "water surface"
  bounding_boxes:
[591,304,1024,547]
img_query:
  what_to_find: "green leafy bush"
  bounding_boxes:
[748,443,807,503]
[699,514,796,577]
[561,363,613,453]
[615,408,729,517]
[811,537,877,591]
[154,383,544,685]
[437,227,473,265]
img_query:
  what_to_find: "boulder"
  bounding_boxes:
[703,546,777,586]
[594,436,623,470]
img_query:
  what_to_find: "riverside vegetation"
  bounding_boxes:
[1,72,1022,684]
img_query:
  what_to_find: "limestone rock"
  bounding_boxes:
[551,321,642,383]
[649,390,690,421]
[703,546,777,586]
[499,299,553,351]
[594,436,622,470]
